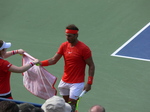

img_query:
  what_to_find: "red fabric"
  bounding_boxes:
[8,96,13,99]
[57,41,91,83]
[65,29,78,34]
[87,76,93,85]
[41,60,49,66]
[22,53,57,100]
[0,59,12,94]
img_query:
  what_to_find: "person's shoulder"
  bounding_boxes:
[61,41,69,46]
[62,41,69,44]
[78,41,90,49]
[78,41,88,46]
[0,59,10,65]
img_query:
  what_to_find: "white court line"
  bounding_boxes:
[111,22,150,61]
[112,55,150,62]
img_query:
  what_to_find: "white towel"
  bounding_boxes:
[22,52,57,100]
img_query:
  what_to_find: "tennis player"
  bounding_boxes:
[0,40,39,99]
[40,24,95,112]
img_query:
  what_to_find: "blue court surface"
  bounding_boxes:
[111,22,150,61]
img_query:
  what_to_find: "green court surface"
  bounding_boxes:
[0,0,150,112]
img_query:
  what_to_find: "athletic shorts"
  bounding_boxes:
[58,80,84,100]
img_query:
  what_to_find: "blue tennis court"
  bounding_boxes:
[111,22,150,61]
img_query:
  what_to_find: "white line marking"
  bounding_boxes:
[111,22,150,62]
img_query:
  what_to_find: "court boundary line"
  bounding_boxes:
[111,22,150,61]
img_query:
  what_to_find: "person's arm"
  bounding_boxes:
[40,53,62,66]
[4,49,24,59]
[9,59,39,73]
[84,57,95,91]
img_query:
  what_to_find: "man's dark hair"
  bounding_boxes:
[18,103,35,112]
[31,107,44,112]
[0,40,3,48]
[66,24,79,31]
[0,101,19,112]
